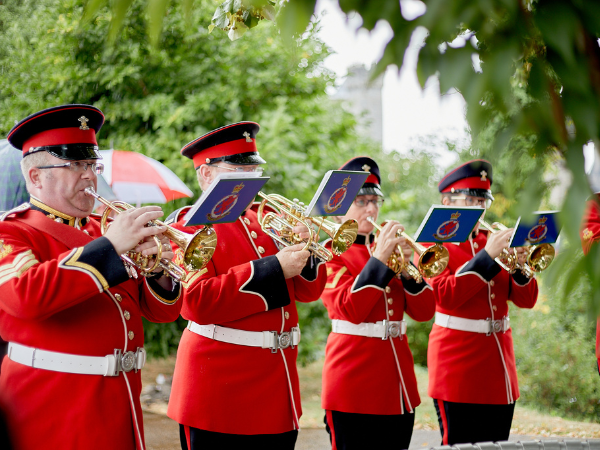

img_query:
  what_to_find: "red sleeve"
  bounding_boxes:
[292,255,328,303]
[0,223,129,321]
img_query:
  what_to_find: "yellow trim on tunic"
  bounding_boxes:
[181,268,208,290]
[0,251,39,286]
[62,247,109,290]
[325,266,347,289]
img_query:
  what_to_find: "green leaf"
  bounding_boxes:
[212,4,230,29]
[147,0,171,46]
[107,0,136,43]
[277,0,316,43]
[81,0,109,24]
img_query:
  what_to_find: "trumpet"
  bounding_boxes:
[477,218,554,278]
[256,192,358,262]
[85,187,217,282]
[367,217,449,283]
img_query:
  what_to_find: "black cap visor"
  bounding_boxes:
[451,188,494,201]
[26,144,101,160]
[358,183,384,197]
[204,151,266,166]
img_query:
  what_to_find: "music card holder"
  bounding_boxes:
[510,211,560,247]
[183,172,269,226]
[414,205,485,243]
[304,170,369,217]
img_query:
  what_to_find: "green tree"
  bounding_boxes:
[0,0,389,358]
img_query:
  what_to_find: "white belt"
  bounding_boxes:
[331,319,407,340]
[435,312,510,335]
[7,342,146,376]
[187,321,301,354]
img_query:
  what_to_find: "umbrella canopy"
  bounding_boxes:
[99,150,193,205]
[0,140,28,211]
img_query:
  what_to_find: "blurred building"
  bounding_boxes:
[333,65,383,145]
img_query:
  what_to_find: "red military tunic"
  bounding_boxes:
[167,205,327,435]
[321,234,436,415]
[581,195,600,369]
[0,200,182,450]
[427,230,538,404]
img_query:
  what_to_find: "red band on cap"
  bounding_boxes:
[191,138,257,167]
[441,176,491,193]
[365,173,379,184]
[23,127,97,155]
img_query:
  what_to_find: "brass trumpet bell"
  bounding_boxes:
[527,243,555,273]
[367,217,449,283]
[308,216,358,257]
[85,187,216,281]
[256,192,357,262]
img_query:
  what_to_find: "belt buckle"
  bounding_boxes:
[487,318,503,335]
[270,331,294,353]
[113,348,142,374]
[387,321,401,339]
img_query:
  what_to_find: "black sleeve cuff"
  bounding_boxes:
[512,270,532,286]
[299,254,324,282]
[352,257,396,292]
[243,255,291,310]
[401,263,430,294]
[457,249,502,282]
[62,236,129,290]
[146,277,182,305]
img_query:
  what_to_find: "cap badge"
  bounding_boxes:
[243,131,252,143]
[362,164,371,172]
[78,116,90,130]
[480,170,488,181]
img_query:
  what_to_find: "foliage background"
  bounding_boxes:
[1,0,600,422]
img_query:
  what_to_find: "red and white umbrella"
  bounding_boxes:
[99,150,193,206]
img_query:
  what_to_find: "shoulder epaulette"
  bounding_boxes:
[0,203,31,222]
[164,206,192,225]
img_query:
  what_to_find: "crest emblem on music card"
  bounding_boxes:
[206,183,244,222]
[433,212,461,240]
[527,216,548,244]
[324,177,351,214]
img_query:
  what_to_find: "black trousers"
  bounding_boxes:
[324,409,415,450]
[433,399,516,445]
[179,424,298,450]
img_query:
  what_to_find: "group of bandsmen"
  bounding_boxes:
[0,103,594,450]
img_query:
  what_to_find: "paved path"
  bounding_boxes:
[144,411,548,450]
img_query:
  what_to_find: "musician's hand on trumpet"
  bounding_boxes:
[483,227,514,260]
[103,205,166,256]
[514,246,529,267]
[372,221,412,274]
[276,243,311,279]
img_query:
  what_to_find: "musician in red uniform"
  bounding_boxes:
[427,160,538,445]
[321,157,436,450]
[580,192,600,375]
[0,105,182,450]
[166,122,327,449]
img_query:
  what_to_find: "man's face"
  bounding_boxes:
[341,195,382,234]
[35,154,98,218]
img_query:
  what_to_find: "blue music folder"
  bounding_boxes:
[510,211,560,247]
[305,170,369,217]
[414,205,485,243]
[183,173,269,226]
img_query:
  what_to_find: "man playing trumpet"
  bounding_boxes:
[427,159,538,445]
[166,122,327,449]
[0,105,182,450]
[321,157,435,450]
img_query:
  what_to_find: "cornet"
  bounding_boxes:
[367,217,449,283]
[477,218,554,278]
[256,192,358,262]
[85,187,217,282]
